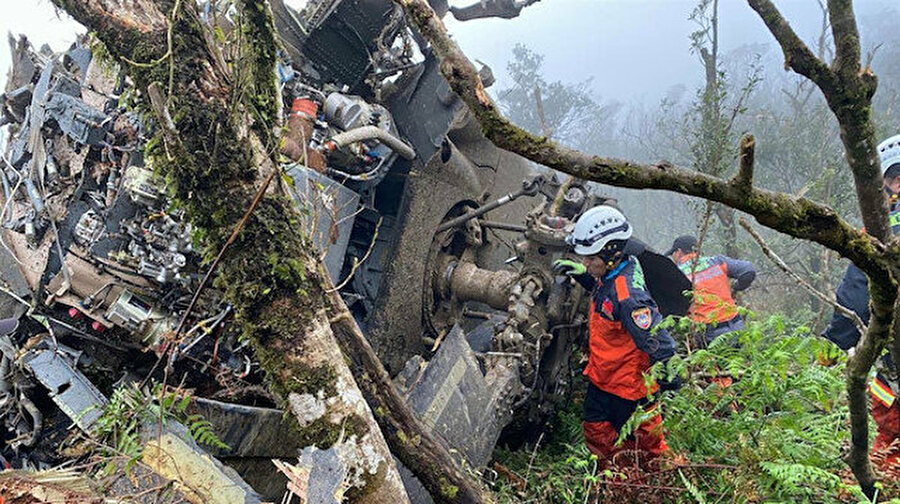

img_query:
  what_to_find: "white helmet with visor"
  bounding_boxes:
[879,134,900,176]
[566,205,633,256]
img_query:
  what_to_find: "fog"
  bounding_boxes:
[447,0,897,104]
[4,1,896,104]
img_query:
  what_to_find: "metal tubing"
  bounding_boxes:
[436,193,516,233]
[448,261,516,310]
[23,176,44,214]
[436,176,543,233]
[478,220,527,233]
[329,125,416,160]
[19,393,42,448]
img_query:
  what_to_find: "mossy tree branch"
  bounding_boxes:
[745,0,836,90]
[748,0,884,244]
[396,0,883,272]
[328,289,488,503]
[827,0,862,81]
[748,1,889,495]
[395,0,894,496]
[733,134,754,193]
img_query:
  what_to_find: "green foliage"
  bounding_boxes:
[653,315,863,501]
[185,413,228,451]
[90,383,230,471]
[490,315,883,503]
[491,440,600,503]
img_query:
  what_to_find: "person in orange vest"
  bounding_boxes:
[665,235,756,346]
[554,205,679,465]
[824,133,900,470]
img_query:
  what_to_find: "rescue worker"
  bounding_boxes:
[824,133,900,469]
[553,205,679,465]
[665,235,756,346]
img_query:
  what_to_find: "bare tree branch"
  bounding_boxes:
[740,217,866,335]
[534,85,552,139]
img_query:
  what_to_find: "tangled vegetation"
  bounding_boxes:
[89,383,229,472]
[490,314,900,503]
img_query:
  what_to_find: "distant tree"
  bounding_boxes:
[686,0,760,258]
[496,44,605,146]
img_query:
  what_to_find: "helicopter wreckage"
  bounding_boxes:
[0,0,689,500]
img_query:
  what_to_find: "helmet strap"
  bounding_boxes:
[598,248,624,268]
[885,185,899,210]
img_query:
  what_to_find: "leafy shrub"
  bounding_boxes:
[90,382,229,472]
[490,314,896,503]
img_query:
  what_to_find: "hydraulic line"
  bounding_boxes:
[327,125,416,160]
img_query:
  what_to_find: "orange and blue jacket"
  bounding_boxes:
[572,257,676,401]
[676,253,755,331]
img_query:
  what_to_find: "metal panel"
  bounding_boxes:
[23,349,109,431]
[405,325,511,466]
[285,164,360,283]
[189,398,301,458]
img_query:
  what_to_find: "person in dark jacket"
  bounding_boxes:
[665,235,756,346]
[554,205,678,466]
[824,133,900,469]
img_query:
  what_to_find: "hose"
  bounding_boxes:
[23,176,45,214]
[328,125,416,160]
[326,156,388,183]
[19,393,42,448]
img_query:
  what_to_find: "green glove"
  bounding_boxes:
[552,259,586,276]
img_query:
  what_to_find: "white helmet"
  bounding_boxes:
[879,134,900,176]
[566,205,632,256]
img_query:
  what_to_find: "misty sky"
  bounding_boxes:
[446,0,898,103]
[2,1,897,105]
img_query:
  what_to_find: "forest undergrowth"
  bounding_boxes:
[488,315,900,503]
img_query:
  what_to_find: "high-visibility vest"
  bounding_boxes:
[677,253,738,324]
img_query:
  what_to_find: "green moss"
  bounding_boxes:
[292,415,341,448]
[238,0,280,143]
[343,457,392,502]
[285,410,370,450]
[68,0,376,466]
[439,478,460,499]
